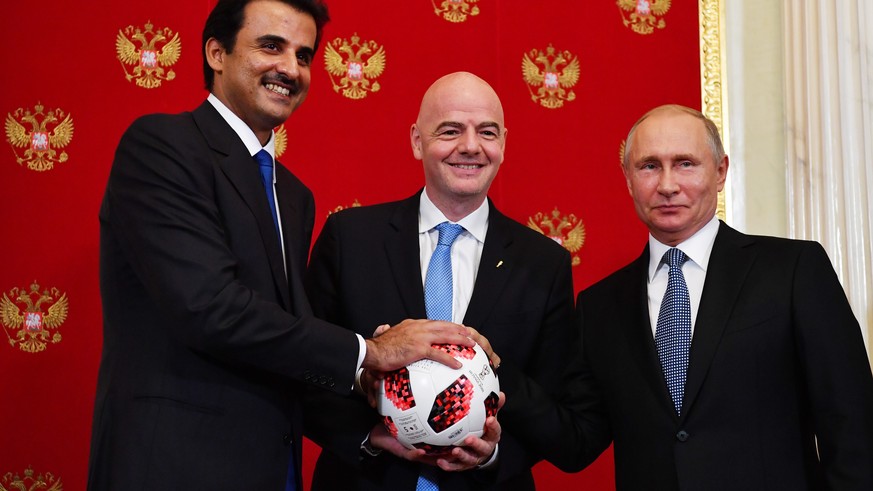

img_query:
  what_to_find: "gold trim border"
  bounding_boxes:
[700,0,729,221]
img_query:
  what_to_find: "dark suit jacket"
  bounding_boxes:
[88,101,360,490]
[575,221,873,490]
[303,191,583,490]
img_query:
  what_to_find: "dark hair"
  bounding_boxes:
[202,0,330,91]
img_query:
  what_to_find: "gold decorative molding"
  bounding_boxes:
[699,0,729,221]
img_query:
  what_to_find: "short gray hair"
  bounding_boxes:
[623,104,725,168]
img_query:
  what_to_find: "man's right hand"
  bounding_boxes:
[362,319,473,372]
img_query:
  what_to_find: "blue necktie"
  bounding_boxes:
[418,221,464,491]
[258,149,291,489]
[424,222,464,322]
[655,248,692,416]
[254,149,280,237]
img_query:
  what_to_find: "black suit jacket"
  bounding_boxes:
[575,222,873,490]
[88,102,360,490]
[303,191,582,490]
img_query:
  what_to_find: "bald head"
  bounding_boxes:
[411,72,507,221]
[416,72,505,128]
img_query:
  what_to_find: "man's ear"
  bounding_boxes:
[410,124,423,160]
[205,37,226,74]
[621,162,633,196]
[716,154,729,192]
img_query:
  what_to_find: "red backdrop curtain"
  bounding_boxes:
[0,1,702,488]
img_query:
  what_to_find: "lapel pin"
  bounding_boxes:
[496,260,503,268]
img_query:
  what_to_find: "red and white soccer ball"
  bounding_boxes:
[377,343,500,454]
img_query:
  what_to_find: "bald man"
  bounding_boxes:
[303,72,586,490]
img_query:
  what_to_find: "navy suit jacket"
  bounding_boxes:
[303,191,584,490]
[89,101,360,490]
[574,222,873,490]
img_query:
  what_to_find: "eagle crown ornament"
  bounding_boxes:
[116,20,181,89]
[1,466,62,491]
[433,0,480,23]
[521,44,580,109]
[5,102,74,172]
[617,0,671,35]
[323,33,386,100]
[527,208,586,267]
[1,281,68,353]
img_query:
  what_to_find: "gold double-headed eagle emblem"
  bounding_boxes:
[528,208,586,267]
[1,281,69,354]
[116,21,181,89]
[328,199,363,217]
[274,125,288,158]
[324,33,386,100]
[617,0,671,35]
[5,103,74,172]
[521,44,581,110]
[432,0,480,23]
[0,466,62,491]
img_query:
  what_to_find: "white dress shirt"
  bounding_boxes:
[418,189,489,324]
[207,94,286,270]
[418,189,498,468]
[647,216,720,338]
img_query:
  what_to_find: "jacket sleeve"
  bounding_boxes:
[104,115,359,391]
[793,242,873,489]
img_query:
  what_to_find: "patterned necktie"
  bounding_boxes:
[424,222,465,322]
[418,221,464,491]
[254,149,280,237]
[654,248,692,416]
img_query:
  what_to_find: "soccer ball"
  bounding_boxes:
[377,343,500,454]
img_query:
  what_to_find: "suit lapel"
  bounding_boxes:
[385,193,428,318]
[463,203,513,330]
[192,103,290,310]
[622,248,679,419]
[682,222,756,419]
[275,169,306,315]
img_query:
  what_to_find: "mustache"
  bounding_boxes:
[263,74,299,95]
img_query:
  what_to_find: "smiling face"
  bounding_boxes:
[206,0,316,144]
[411,72,507,220]
[623,107,728,246]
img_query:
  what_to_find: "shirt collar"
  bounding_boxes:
[648,215,720,282]
[207,94,275,159]
[418,188,489,243]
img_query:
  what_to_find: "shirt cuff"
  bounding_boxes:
[477,443,499,470]
[351,333,367,391]
[359,432,382,459]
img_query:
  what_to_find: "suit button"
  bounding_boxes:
[676,430,689,442]
[283,433,292,446]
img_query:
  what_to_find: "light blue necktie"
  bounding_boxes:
[254,149,280,238]
[655,248,692,416]
[418,221,464,491]
[424,222,464,322]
